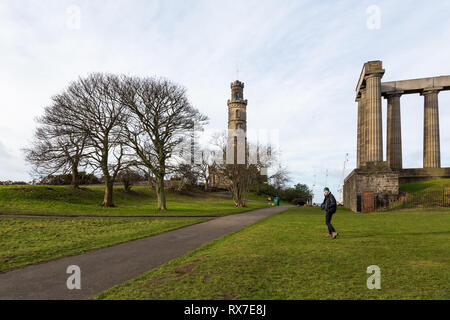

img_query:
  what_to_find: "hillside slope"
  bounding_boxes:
[0,185,267,217]
[398,179,450,208]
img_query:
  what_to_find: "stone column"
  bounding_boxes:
[356,96,362,168]
[422,88,442,168]
[365,73,384,162]
[386,92,403,169]
[360,88,367,166]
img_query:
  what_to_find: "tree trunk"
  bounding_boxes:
[232,183,245,208]
[102,180,114,207]
[123,180,131,192]
[255,181,261,195]
[71,166,80,189]
[155,175,167,211]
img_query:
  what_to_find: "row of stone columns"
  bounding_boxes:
[357,81,442,170]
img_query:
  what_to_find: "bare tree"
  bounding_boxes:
[24,99,88,189]
[172,162,199,192]
[211,131,273,207]
[196,149,215,191]
[119,76,207,210]
[270,164,291,194]
[44,73,129,207]
[117,168,144,192]
[225,164,258,207]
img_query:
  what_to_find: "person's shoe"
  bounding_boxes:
[331,232,339,239]
[326,233,331,237]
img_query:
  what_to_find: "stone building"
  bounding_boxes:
[210,80,249,188]
[227,80,248,165]
[344,60,450,212]
[228,80,248,132]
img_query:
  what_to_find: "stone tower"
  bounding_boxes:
[227,80,248,164]
[227,80,247,132]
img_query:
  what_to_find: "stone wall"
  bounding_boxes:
[344,162,400,212]
[343,170,358,212]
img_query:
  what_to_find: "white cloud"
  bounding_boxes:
[0,141,28,181]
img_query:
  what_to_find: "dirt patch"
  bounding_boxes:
[407,259,444,268]
[179,190,232,199]
[10,187,55,192]
[116,189,141,196]
[144,275,180,285]
[174,260,199,274]
[10,187,34,192]
[142,258,203,288]
[178,191,210,198]
[1,255,17,262]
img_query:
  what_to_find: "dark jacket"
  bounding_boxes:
[321,192,337,214]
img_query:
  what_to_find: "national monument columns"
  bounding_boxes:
[355,60,447,170]
[344,60,450,213]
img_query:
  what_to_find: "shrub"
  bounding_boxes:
[292,198,306,206]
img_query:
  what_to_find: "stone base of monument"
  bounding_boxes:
[344,162,450,213]
[344,162,400,213]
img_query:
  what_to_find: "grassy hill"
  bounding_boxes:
[0,185,267,217]
[397,179,450,209]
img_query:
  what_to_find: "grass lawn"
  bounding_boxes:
[94,206,450,300]
[0,185,267,217]
[246,193,271,202]
[0,217,206,272]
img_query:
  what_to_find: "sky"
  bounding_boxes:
[1,0,450,203]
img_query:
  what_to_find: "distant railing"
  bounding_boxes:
[388,188,450,210]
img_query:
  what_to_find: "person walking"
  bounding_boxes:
[321,187,338,239]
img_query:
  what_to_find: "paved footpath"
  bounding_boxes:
[0,206,291,300]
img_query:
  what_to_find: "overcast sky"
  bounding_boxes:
[1,0,450,202]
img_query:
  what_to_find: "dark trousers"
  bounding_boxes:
[326,211,336,234]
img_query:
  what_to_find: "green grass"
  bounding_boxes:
[246,193,271,202]
[0,185,267,217]
[400,179,450,194]
[0,217,206,272]
[94,206,450,300]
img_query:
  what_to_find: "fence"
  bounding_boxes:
[388,188,450,210]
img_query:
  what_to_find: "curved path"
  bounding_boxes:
[0,205,291,300]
